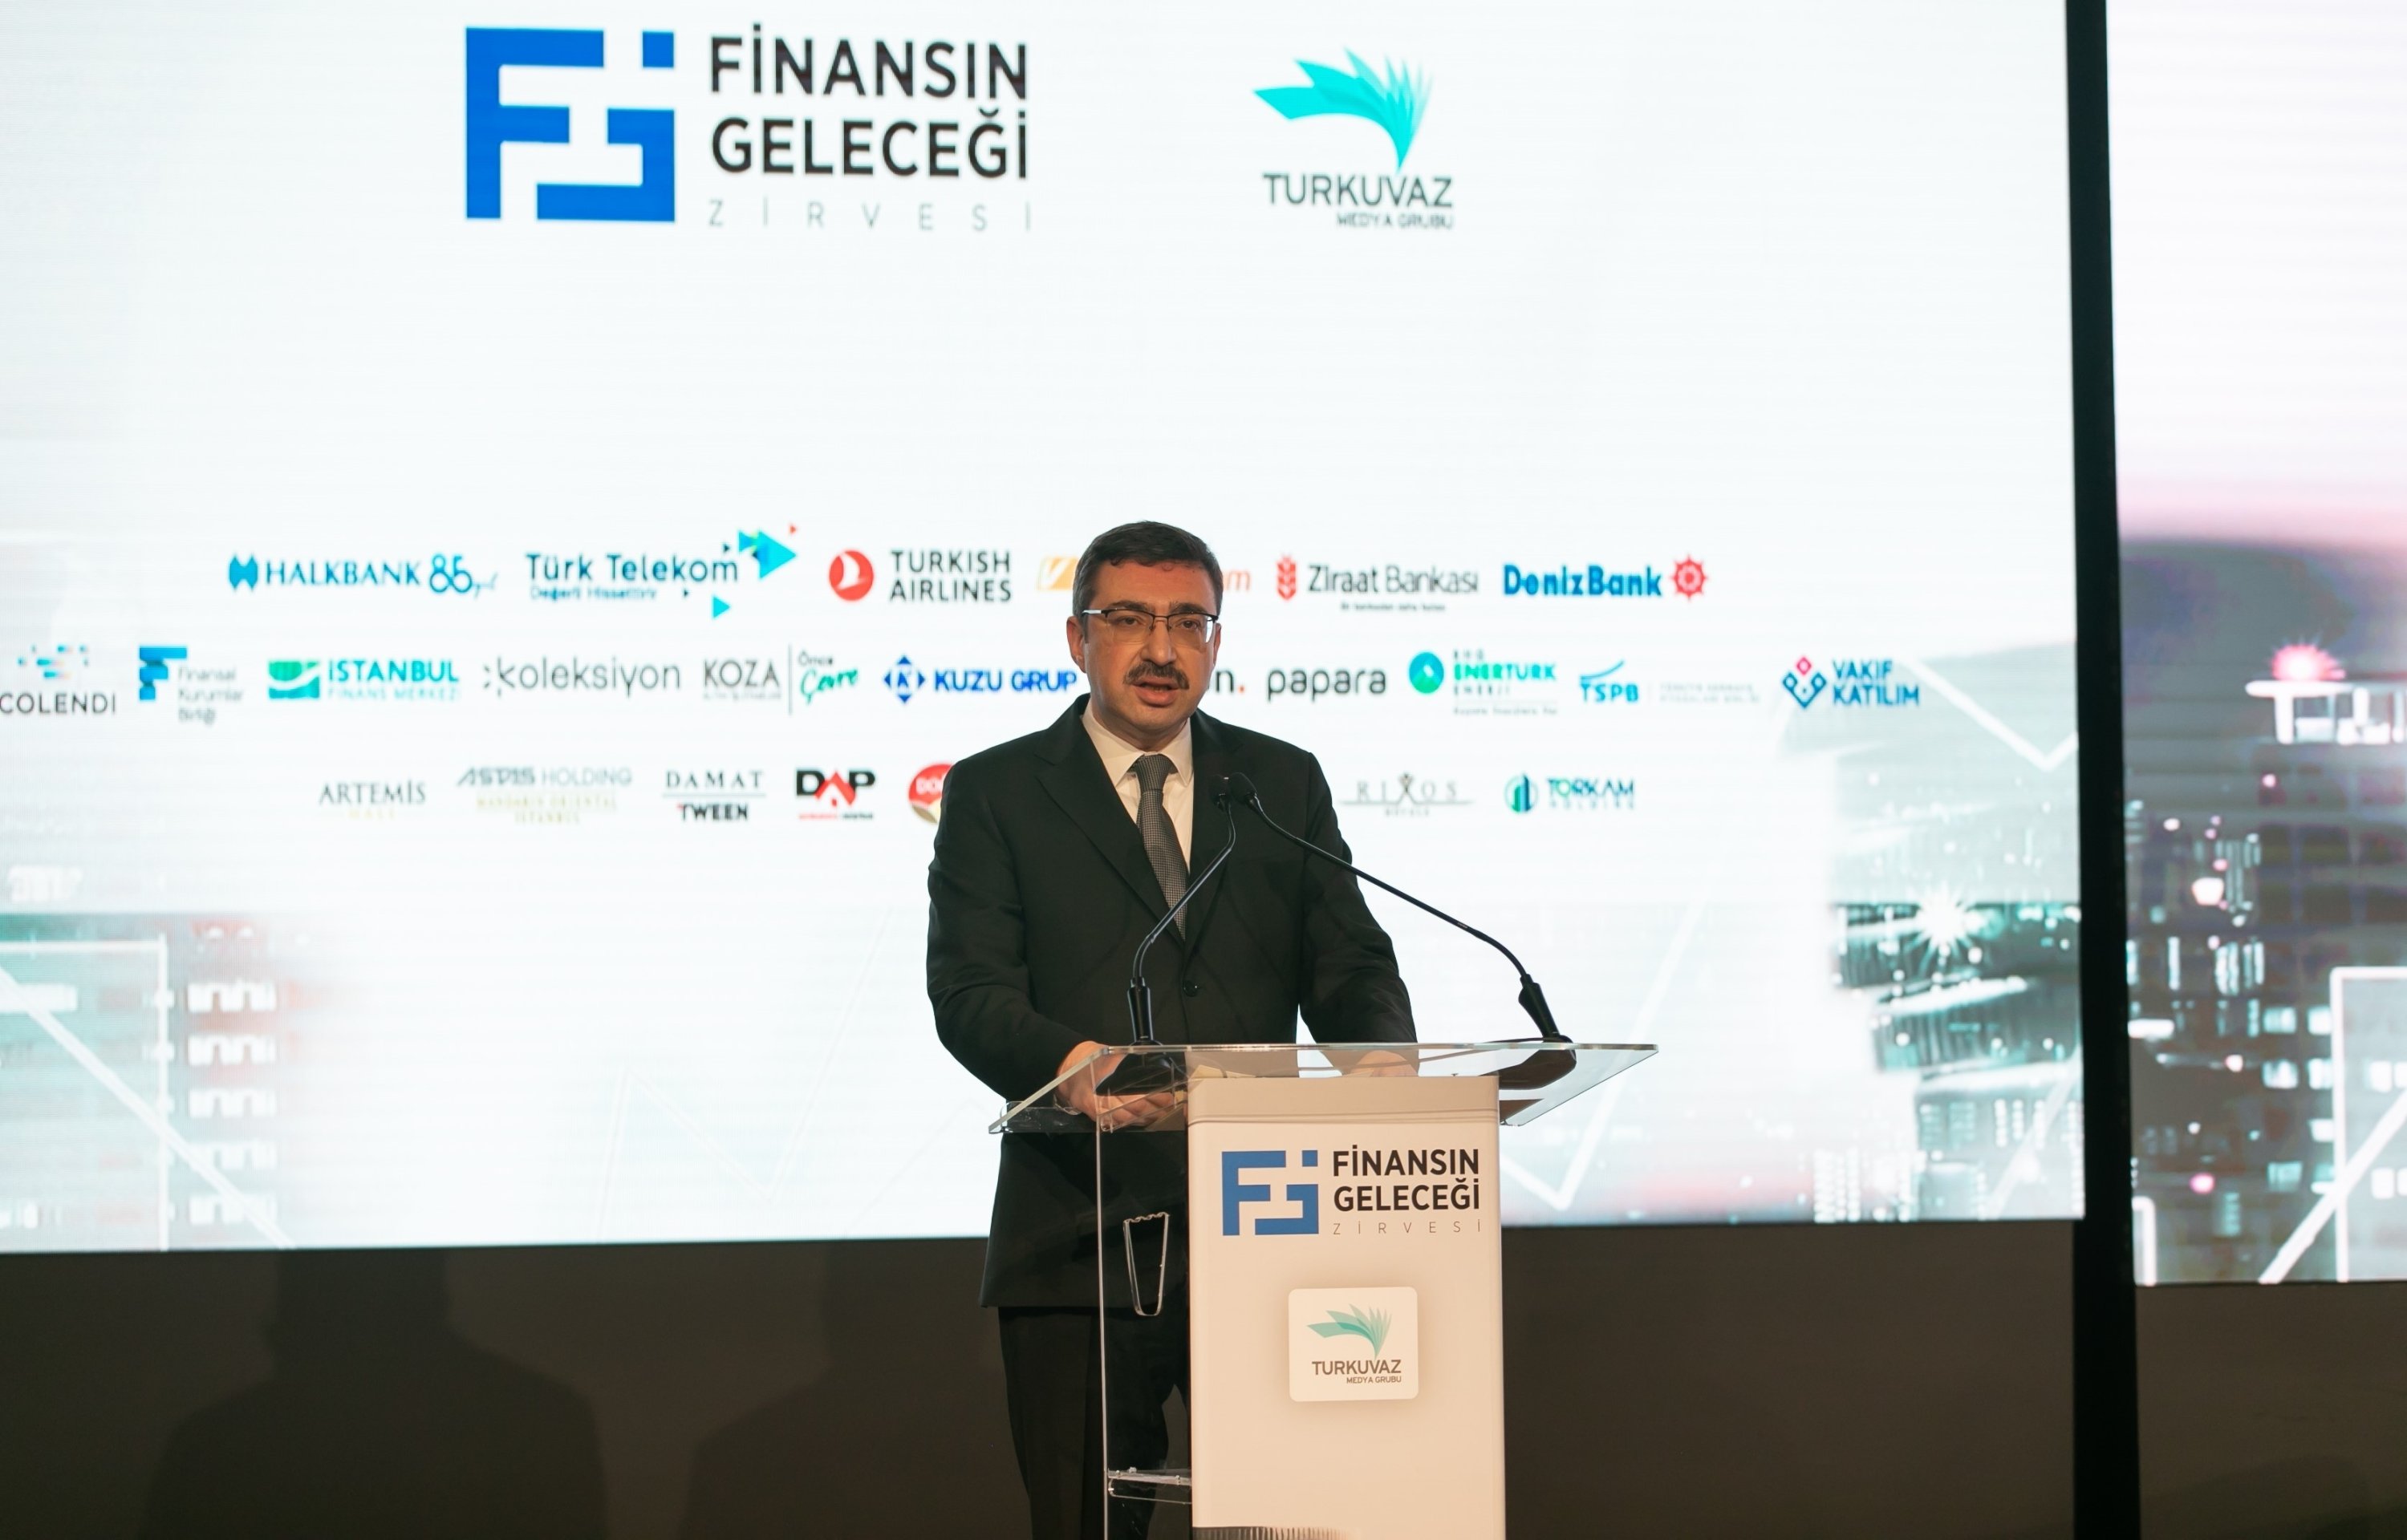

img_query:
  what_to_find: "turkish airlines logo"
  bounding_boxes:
[828,549,875,602]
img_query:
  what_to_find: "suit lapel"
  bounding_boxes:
[1036,699,1171,923]
[1181,714,1235,954]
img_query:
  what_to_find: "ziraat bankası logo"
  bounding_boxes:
[1256,51,1451,230]
[466,27,1032,233]
[1273,555,1475,612]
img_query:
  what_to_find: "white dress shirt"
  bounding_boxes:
[1081,703,1194,864]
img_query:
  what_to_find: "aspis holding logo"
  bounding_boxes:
[1256,51,1452,229]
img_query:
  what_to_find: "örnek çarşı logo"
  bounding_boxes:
[1256,53,1451,231]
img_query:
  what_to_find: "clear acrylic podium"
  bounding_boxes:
[992,1040,1654,1540]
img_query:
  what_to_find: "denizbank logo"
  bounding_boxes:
[1257,52,1452,230]
[1290,1286,1419,1401]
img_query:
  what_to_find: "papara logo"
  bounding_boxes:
[1256,53,1429,168]
[1308,1304,1391,1355]
[465,27,676,222]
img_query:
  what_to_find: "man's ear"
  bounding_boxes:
[1065,614,1087,672]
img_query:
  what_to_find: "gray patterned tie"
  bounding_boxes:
[1132,753,1187,930]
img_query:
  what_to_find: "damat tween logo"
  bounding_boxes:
[1257,51,1452,229]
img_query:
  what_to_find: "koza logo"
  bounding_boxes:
[466,28,676,222]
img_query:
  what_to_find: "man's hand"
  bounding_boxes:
[1054,1040,1181,1131]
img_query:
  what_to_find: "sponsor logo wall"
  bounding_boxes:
[0,0,2081,1253]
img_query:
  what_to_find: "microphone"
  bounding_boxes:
[1125,777,1240,1046]
[1222,772,1570,1044]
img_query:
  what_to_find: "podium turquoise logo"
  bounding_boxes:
[1256,54,1429,168]
[466,27,676,222]
[1307,1304,1392,1355]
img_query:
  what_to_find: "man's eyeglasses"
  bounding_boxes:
[1080,606,1220,649]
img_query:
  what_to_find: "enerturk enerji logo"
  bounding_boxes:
[466,27,677,221]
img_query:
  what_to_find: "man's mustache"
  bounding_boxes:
[1125,664,1188,689]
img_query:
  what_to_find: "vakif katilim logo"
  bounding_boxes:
[467,27,676,222]
[1257,52,1451,229]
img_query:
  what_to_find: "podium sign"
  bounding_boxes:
[1191,1074,1504,1538]
[995,1040,1652,1537]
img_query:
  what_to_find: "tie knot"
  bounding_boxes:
[1133,754,1175,795]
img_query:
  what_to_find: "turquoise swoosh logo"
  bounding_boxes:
[1256,54,1430,168]
[1308,1305,1392,1355]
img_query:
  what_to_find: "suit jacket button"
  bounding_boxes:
[1180,980,1201,998]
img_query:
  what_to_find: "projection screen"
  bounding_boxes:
[0,1,2083,1251]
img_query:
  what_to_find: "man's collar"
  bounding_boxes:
[1082,700,1195,784]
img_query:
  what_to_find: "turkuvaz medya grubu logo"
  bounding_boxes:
[1256,52,1451,223]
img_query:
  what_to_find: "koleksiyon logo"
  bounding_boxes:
[1257,52,1451,228]
[1309,1304,1391,1355]
[466,28,1032,227]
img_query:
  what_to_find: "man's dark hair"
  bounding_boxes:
[1071,521,1224,620]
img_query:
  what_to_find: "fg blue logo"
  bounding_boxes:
[1223,1149,1321,1235]
[466,28,676,221]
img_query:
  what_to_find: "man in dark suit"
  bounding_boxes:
[927,521,1415,1540]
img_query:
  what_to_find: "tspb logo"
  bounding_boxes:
[467,27,676,222]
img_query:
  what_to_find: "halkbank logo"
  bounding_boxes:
[1256,54,1428,168]
[1308,1303,1392,1354]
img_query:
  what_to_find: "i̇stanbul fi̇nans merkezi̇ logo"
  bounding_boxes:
[1256,52,1451,230]
[466,27,1032,233]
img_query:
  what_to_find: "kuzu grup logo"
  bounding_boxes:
[467,27,676,222]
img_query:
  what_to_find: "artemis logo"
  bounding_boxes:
[466,27,676,222]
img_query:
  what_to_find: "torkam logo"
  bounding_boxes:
[466,27,677,222]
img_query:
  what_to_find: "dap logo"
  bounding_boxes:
[466,27,676,221]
